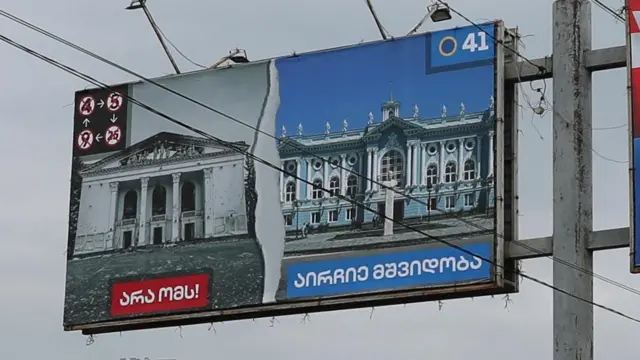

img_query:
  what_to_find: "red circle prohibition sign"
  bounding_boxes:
[107,92,123,112]
[78,96,95,116]
[105,125,122,147]
[76,129,94,150]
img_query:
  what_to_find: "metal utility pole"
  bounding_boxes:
[126,0,181,74]
[552,1,594,360]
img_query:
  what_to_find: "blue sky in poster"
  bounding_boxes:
[274,25,495,136]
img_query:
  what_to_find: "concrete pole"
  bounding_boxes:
[552,1,594,360]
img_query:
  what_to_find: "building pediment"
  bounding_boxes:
[80,132,248,176]
[361,117,425,141]
[277,138,307,153]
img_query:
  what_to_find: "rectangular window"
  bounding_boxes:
[311,212,321,224]
[346,208,355,221]
[429,198,437,210]
[284,214,293,226]
[445,195,456,210]
[464,193,475,207]
[329,210,339,223]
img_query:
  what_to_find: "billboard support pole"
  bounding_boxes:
[552,2,594,360]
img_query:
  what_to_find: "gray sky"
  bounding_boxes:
[0,0,636,359]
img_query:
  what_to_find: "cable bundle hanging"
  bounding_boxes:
[1,6,639,325]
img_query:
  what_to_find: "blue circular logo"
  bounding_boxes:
[439,36,457,57]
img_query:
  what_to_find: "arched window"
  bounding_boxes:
[181,181,196,212]
[312,179,323,199]
[426,164,438,187]
[380,150,404,187]
[388,109,394,118]
[464,160,476,180]
[346,175,358,196]
[151,185,166,215]
[123,190,138,219]
[445,161,457,183]
[329,176,340,196]
[285,181,296,203]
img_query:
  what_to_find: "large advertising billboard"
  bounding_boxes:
[64,21,518,333]
[628,0,640,272]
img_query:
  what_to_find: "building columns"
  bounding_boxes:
[439,141,445,183]
[171,172,181,242]
[139,177,149,246]
[421,143,427,185]
[476,135,482,179]
[279,162,284,202]
[488,131,494,176]
[458,138,464,181]
[295,159,301,200]
[306,159,312,199]
[359,152,364,192]
[203,168,214,238]
[372,149,379,191]
[366,149,373,191]
[407,144,413,187]
[340,154,347,195]
[108,182,119,245]
[323,159,329,198]
[412,142,419,186]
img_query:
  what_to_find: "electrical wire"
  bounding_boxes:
[436,0,636,290]
[593,0,625,22]
[2,33,639,324]
[0,35,640,323]
[153,23,207,69]
[1,8,637,300]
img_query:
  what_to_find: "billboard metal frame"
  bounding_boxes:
[629,0,640,273]
[65,21,520,335]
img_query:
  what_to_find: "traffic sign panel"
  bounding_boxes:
[72,85,128,157]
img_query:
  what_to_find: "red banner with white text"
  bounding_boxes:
[110,273,211,316]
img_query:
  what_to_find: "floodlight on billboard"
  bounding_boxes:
[64,21,519,334]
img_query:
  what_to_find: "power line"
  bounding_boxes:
[153,23,207,69]
[438,0,628,165]
[1,8,637,300]
[438,0,636,289]
[2,32,640,325]
[592,0,625,22]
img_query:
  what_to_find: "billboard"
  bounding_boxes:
[64,21,518,334]
[629,0,640,272]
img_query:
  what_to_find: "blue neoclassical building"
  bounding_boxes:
[277,96,496,232]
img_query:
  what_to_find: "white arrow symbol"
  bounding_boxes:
[97,99,104,108]
[82,118,90,127]
[110,114,118,123]
[96,133,103,142]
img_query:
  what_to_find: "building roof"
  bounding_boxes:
[80,131,249,177]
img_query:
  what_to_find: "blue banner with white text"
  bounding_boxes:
[286,242,493,299]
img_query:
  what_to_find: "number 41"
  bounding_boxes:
[462,32,489,52]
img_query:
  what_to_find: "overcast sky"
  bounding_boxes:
[0,0,636,359]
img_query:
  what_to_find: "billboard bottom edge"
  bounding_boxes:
[69,280,516,335]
